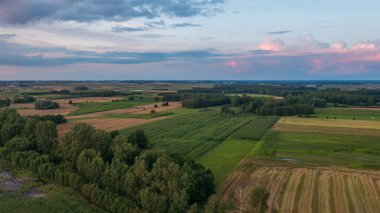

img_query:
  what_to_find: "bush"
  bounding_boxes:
[0,98,11,107]
[13,95,35,103]
[74,86,89,91]
[35,100,60,110]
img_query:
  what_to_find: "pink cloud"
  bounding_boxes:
[259,38,287,52]
[225,60,238,68]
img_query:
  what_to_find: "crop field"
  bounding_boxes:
[121,108,256,159]
[198,139,259,187]
[252,130,380,169]
[66,102,182,119]
[315,107,380,120]
[273,117,380,137]
[221,165,380,213]
[230,116,279,140]
[68,101,152,116]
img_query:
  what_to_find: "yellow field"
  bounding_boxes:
[221,164,380,213]
[272,117,380,137]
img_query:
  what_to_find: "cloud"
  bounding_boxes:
[259,38,287,52]
[112,26,146,33]
[266,31,292,35]
[138,34,174,39]
[145,20,167,29]
[171,23,202,28]
[0,38,223,66]
[295,34,329,51]
[0,34,16,39]
[0,0,225,24]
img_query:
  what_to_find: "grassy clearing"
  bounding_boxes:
[0,185,105,213]
[315,107,380,121]
[121,108,255,159]
[68,101,151,116]
[230,116,279,140]
[198,139,258,187]
[252,130,380,168]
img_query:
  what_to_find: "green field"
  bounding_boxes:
[121,108,256,159]
[68,101,151,116]
[230,116,279,140]
[315,107,380,121]
[252,130,380,169]
[198,139,258,187]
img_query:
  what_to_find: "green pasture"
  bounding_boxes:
[230,116,279,140]
[198,139,259,187]
[252,130,380,169]
[315,107,380,121]
[68,101,151,116]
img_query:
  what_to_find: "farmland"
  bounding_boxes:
[2,81,380,212]
[198,139,258,187]
[68,100,152,116]
[315,107,380,120]
[230,116,279,140]
[120,108,256,159]
[221,164,380,213]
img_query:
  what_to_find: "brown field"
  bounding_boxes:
[272,117,380,137]
[57,117,169,139]
[66,102,182,119]
[221,163,380,213]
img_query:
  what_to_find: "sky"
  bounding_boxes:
[0,0,380,80]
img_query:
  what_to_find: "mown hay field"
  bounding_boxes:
[221,165,380,213]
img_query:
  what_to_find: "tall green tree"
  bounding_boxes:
[35,121,57,153]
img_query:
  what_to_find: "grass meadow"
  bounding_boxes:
[315,107,380,120]
[68,101,151,116]
[252,130,380,169]
[230,116,279,140]
[198,139,259,187]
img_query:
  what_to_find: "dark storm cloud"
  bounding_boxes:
[267,31,292,35]
[0,0,225,24]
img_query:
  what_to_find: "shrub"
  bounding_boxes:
[35,100,60,110]
[0,98,11,107]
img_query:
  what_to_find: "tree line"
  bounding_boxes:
[0,109,222,212]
